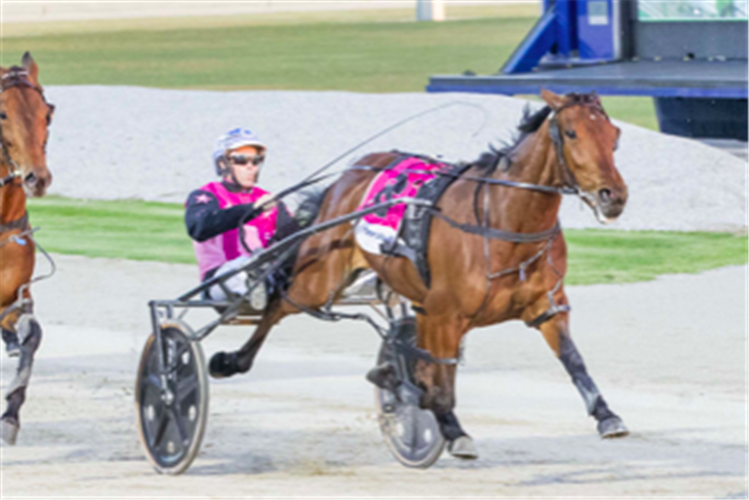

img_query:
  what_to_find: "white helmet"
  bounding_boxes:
[213,128,267,176]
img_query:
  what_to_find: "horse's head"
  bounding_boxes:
[0,52,54,197]
[541,89,627,223]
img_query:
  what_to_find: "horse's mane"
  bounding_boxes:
[472,92,602,175]
[472,104,552,175]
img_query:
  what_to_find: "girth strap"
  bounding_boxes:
[0,212,28,234]
[431,210,560,244]
[526,303,571,329]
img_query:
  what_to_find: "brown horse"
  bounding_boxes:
[0,52,55,445]
[211,90,629,459]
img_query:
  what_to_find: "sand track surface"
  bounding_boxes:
[0,255,745,497]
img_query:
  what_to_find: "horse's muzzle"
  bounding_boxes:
[23,171,51,197]
[597,187,627,219]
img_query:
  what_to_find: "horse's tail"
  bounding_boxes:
[293,184,331,231]
[271,185,332,283]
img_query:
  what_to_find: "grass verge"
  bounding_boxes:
[1,4,541,37]
[1,13,658,129]
[27,197,747,286]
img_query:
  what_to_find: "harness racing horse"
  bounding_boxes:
[211,90,629,460]
[0,53,55,445]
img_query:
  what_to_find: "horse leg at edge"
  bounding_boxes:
[415,314,478,459]
[1,314,42,445]
[537,316,629,438]
[208,299,284,379]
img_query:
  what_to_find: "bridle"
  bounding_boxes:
[0,68,55,189]
[0,68,57,323]
[491,97,610,197]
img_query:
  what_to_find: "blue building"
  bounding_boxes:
[428,0,748,141]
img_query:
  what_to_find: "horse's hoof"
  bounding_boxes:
[598,416,629,439]
[209,351,249,379]
[447,436,478,460]
[1,418,19,445]
[209,351,235,379]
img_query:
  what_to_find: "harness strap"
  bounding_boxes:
[0,212,29,234]
[431,210,560,244]
[526,303,571,329]
[391,337,460,366]
[280,288,459,366]
[0,171,20,188]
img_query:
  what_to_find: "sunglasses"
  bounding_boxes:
[228,154,265,166]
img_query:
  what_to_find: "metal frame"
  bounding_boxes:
[148,197,433,346]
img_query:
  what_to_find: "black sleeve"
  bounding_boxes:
[184,189,258,242]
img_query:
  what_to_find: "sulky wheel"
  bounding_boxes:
[374,317,445,469]
[136,321,208,475]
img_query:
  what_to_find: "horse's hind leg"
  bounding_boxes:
[209,299,285,379]
[536,314,628,438]
[1,314,42,445]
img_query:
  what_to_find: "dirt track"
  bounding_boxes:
[0,255,746,497]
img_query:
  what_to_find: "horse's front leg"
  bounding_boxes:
[533,307,628,438]
[415,313,478,459]
[1,314,43,445]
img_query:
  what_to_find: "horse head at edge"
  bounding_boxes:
[0,51,55,198]
[541,89,628,223]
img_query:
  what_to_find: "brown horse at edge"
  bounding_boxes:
[0,53,55,445]
[212,90,629,458]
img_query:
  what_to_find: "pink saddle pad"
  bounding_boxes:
[357,156,449,231]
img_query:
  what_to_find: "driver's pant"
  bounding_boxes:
[205,256,252,301]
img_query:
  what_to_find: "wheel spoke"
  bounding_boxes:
[170,406,189,446]
[150,413,169,449]
[176,374,198,404]
[409,407,419,451]
[144,374,162,392]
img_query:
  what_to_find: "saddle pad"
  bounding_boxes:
[354,156,450,254]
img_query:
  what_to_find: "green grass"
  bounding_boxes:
[1,17,537,93]
[26,197,747,286]
[0,5,541,37]
[0,14,658,129]
[27,197,194,264]
[565,229,747,285]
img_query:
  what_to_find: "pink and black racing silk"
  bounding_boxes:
[354,156,451,254]
[193,181,279,280]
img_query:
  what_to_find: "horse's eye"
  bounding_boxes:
[565,130,577,139]
[0,111,7,120]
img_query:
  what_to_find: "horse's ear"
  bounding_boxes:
[22,51,39,83]
[540,89,565,111]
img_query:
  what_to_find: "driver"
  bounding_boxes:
[185,128,289,300]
